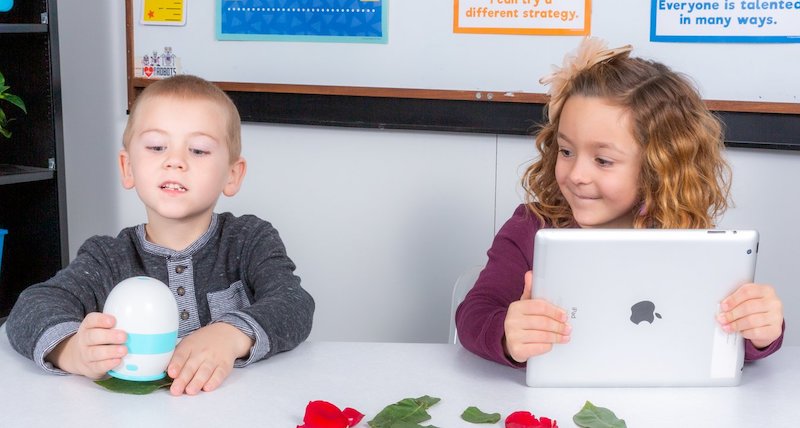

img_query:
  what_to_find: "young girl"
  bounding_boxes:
[455,38,784,367]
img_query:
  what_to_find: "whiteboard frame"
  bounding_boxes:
[125,0,800,150]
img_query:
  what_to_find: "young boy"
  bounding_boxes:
[5,75,315,395]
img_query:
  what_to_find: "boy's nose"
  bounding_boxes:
[163,155,187,170]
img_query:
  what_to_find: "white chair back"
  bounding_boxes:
[449,265,484,345]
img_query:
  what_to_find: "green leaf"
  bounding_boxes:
[0,71,5,86]
[368,395,441,428]
[573,401,627,428]
[460,406,501,424]
[0,108,9,138]
[94,376,173,395]
[0,93,26,113]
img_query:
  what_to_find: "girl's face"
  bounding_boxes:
[555,95,642,229]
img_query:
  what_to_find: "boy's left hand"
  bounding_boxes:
[717,283,783,349]
[167,323,254,396]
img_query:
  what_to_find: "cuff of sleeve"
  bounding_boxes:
[486,310,526,369]
[34,322,81,375]
[215,312,270,367]
[744,319,785,362]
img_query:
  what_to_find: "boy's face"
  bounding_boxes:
[119,96,245,226]
[554,95,642,229]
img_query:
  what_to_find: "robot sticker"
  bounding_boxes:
[134,46,181,79]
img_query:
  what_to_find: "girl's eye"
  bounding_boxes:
[596,157,613,167]
[558,148,573,157]
[146,145,166,152]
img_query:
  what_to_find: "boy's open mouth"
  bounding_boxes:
[160,182,187,192]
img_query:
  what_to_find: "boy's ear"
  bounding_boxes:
[223,157,247,197]
[119,149,135,190]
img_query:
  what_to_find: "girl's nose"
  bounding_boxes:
[568,158,591,184]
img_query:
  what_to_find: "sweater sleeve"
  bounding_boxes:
[5,236,119,372]
[225,217,314,364]
[455,204,539,367]
[744,320,785,362]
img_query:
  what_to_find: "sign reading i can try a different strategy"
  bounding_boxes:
[454,0,591,35]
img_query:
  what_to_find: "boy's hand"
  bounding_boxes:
[503,271,571,363]
[46,312,128,379]
[167,322,254,396]
[718,283,783,349]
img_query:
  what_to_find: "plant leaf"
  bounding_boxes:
[573,401,626,428]
[461,406,501,424]
[0,108,9,138]
[367,395,441,428]
[94,376,173,395]
[0,93,26,113]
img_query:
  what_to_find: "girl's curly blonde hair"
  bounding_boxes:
[524,39,731,229]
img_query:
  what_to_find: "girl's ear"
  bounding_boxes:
[119,149,135,189]
[223,157,247,197]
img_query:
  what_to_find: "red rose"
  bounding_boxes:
[297,400,364,428]
[506,410,559,428]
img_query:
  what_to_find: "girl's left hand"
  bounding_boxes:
[717,283,783,349]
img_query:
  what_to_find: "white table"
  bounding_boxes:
[1,325,796,427]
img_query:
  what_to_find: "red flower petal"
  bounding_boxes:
[506,411,538,428]
[505,411,558,428]
[538,416,558,428]
[342,407,365,427]
[298,401,350,428]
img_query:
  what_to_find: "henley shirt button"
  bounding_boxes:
[175,265,186,274]
[180,310,189,320]
[177,286,186,296]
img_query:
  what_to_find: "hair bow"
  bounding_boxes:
[539,37,633,123]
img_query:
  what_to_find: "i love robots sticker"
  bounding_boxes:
[134,46,181,79]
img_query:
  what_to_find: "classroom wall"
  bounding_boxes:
[58,1,798,345]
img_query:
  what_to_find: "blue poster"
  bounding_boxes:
[650,0,800,43]
[217,0,387,43]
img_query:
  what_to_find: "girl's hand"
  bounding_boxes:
[503,271,571,363]
[718,283,783,349]
[167,322,254,396]
[46,312,128,379]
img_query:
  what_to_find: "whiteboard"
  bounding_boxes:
[131,1,800,104]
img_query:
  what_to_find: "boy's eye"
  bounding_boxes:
[146,145,166,152]
[190,148,211,156]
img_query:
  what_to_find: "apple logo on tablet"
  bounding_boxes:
[630,300,662,324]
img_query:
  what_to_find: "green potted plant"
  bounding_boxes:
[0,71,27,139]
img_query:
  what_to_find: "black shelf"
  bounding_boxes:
[0,0,67,317]
[0,23,47,33]
[0,164,53,185]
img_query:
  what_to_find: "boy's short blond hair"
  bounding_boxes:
[122,75,242,162]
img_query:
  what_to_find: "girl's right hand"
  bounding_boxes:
[45,312,128,379]
[503,271,571,363]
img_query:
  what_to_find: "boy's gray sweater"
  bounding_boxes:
[6,212,314,373]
